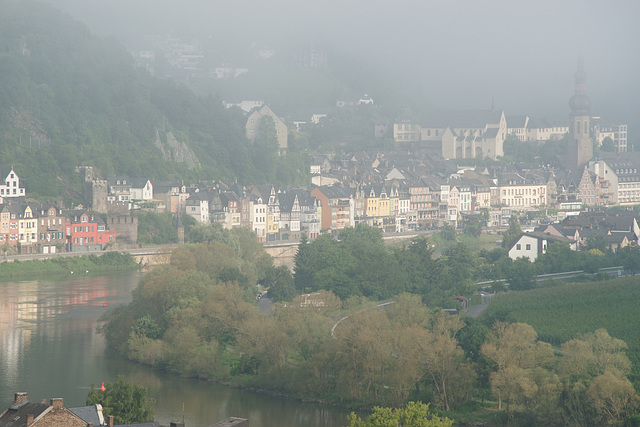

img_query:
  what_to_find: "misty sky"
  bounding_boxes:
[48,0,640,135]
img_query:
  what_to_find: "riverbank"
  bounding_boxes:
[0,251,140,280]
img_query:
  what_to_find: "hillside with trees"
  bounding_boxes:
[0,0,309,200]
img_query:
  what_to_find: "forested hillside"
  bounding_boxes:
[0,0,308,200]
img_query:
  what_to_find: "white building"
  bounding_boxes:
[497,173,547,208]
[186,196,210,224]
[250,196,268,242]
[0,168,25,200]
[525,119,568,142]
[129,179,153,201]
[508,232,575,262]
[593,123,628,153]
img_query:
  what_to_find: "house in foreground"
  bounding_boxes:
[508,231,576,262]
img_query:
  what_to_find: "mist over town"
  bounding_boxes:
[1,1,640,426]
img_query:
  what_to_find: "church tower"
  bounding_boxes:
[566,58,592,169]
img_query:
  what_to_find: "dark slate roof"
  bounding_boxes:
[526,117,568,129]
[290,188,315,207]
[278,192,299,211]
[506,115,528,128]
[604,232,633,244]
[483,128,499,138]
[314,185,354,199]
[0,167,17,181]
[68,405,103,427]
[0,399,50,427]
[129,178,151,188]
[107,176,131,187]
[151,181,181,193]
[421,109,503,129]
[510,231,575,252]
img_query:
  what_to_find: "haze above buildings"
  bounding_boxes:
[46,0,639,140]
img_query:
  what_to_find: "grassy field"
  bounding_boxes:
[0,251,139,280]
[483,276,640,386]
[384,231,501,257]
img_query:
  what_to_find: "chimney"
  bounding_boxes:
[14,392,28,403]
[87,424,93,427]
[26,414,34,427]
[50,398,63,409]
[108,415,114,427]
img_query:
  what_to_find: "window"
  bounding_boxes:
[516,244,521,250]
[526,244,531,250]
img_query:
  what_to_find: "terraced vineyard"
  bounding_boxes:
[483,276,640,386]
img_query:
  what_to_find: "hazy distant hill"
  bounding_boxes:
[0,0,307,200]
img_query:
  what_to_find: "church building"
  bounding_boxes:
[565,59,593,169]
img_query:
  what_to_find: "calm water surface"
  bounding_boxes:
[0,271,351,427]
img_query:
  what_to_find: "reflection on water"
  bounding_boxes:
[0,271,351,427]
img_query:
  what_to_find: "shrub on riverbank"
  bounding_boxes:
[0,251,139,279]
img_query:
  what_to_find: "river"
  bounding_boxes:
[0,271,353,427]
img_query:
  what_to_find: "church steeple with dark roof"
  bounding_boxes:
[566,57,593,169]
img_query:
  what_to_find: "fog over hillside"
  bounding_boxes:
[48,0,640,140]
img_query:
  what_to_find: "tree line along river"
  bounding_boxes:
[0,271,352,427]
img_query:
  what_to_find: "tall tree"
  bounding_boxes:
[502,218,522,249]
[481,322,557,411]
[419,313,475,411]
[86,376,155,424]
[294,232,313,292]
[264,265,296,302]
[506,257,536,290]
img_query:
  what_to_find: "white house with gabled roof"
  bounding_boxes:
[0,167,26,200]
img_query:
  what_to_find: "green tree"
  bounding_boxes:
[535,242,581,274]
[264,265,296,302]
[600,136,615,152]
[559,329,631,379]
[506,257,536,290]
[294,232,314,292]
[481,322,557,411]
[501,219,522,249]
[439,224,456,241]
[440,242,475,295]
[419,313,476,410]
[585,234,607,253]
[618,244,640,275]
[346,401,453,427]
[396,237,441,297]
[86,376,154,424]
